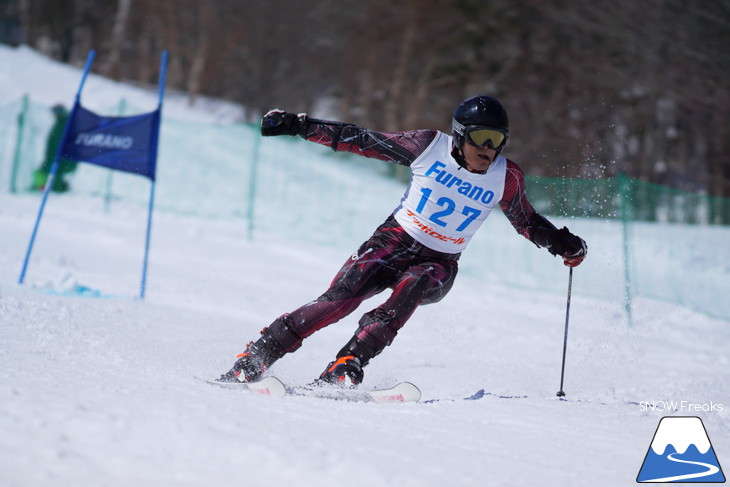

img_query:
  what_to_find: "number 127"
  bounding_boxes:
[415,188,481,232]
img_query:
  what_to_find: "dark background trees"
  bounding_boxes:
[1,0,728,197]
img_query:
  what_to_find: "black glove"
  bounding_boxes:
[261,109,308,137]
[547,227,587,267]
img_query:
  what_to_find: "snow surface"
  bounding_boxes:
[1,44,729,487]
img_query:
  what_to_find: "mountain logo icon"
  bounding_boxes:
[637,416,726,483]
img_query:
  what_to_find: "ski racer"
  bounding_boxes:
[220,95,587,386]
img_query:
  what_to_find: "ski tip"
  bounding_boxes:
[402,381,421,395]
[246,376,287,398]
[369,381,421,404]
[403,382,422,402]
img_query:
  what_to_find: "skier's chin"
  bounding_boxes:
[467,155,491,173]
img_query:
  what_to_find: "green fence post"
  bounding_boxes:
[619,172,634,327]
[10,94,30,193]
[246,124,261,240]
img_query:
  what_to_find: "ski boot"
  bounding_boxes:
[219,327,285,383]
[316,335,380,387]
[317,355,364,387]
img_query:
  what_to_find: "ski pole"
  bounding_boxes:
[556,266,573,397]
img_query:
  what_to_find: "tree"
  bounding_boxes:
[6,0,728,197]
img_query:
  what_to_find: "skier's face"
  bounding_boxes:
[461,140,497,173]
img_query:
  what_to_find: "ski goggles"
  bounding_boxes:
[464,125,508,149]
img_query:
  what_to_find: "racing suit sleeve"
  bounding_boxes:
[301,119,438,166]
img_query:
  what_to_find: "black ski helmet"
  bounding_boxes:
[452,95,509,153]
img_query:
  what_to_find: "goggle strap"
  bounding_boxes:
[452,118,466,135]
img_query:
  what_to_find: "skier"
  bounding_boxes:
[220,95,587,386]
[31,104,78,193]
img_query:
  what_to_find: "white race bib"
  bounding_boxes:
[393,132,506,253]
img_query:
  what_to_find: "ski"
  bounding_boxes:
[200,376,421,403]
[198,376,287,397]
[286,380,421,403]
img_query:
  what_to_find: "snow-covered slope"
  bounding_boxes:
[1,44,728,487]
[2,193,729,487]
[0,44,245,122]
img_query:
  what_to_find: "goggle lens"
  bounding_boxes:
[466,127,506,149]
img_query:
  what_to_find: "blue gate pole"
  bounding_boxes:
[18,161,58,284]
[139,181,156,299]
[18,50,97,285]
[138,50,168,299]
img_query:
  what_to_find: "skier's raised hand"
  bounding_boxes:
[261,109,308,137]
